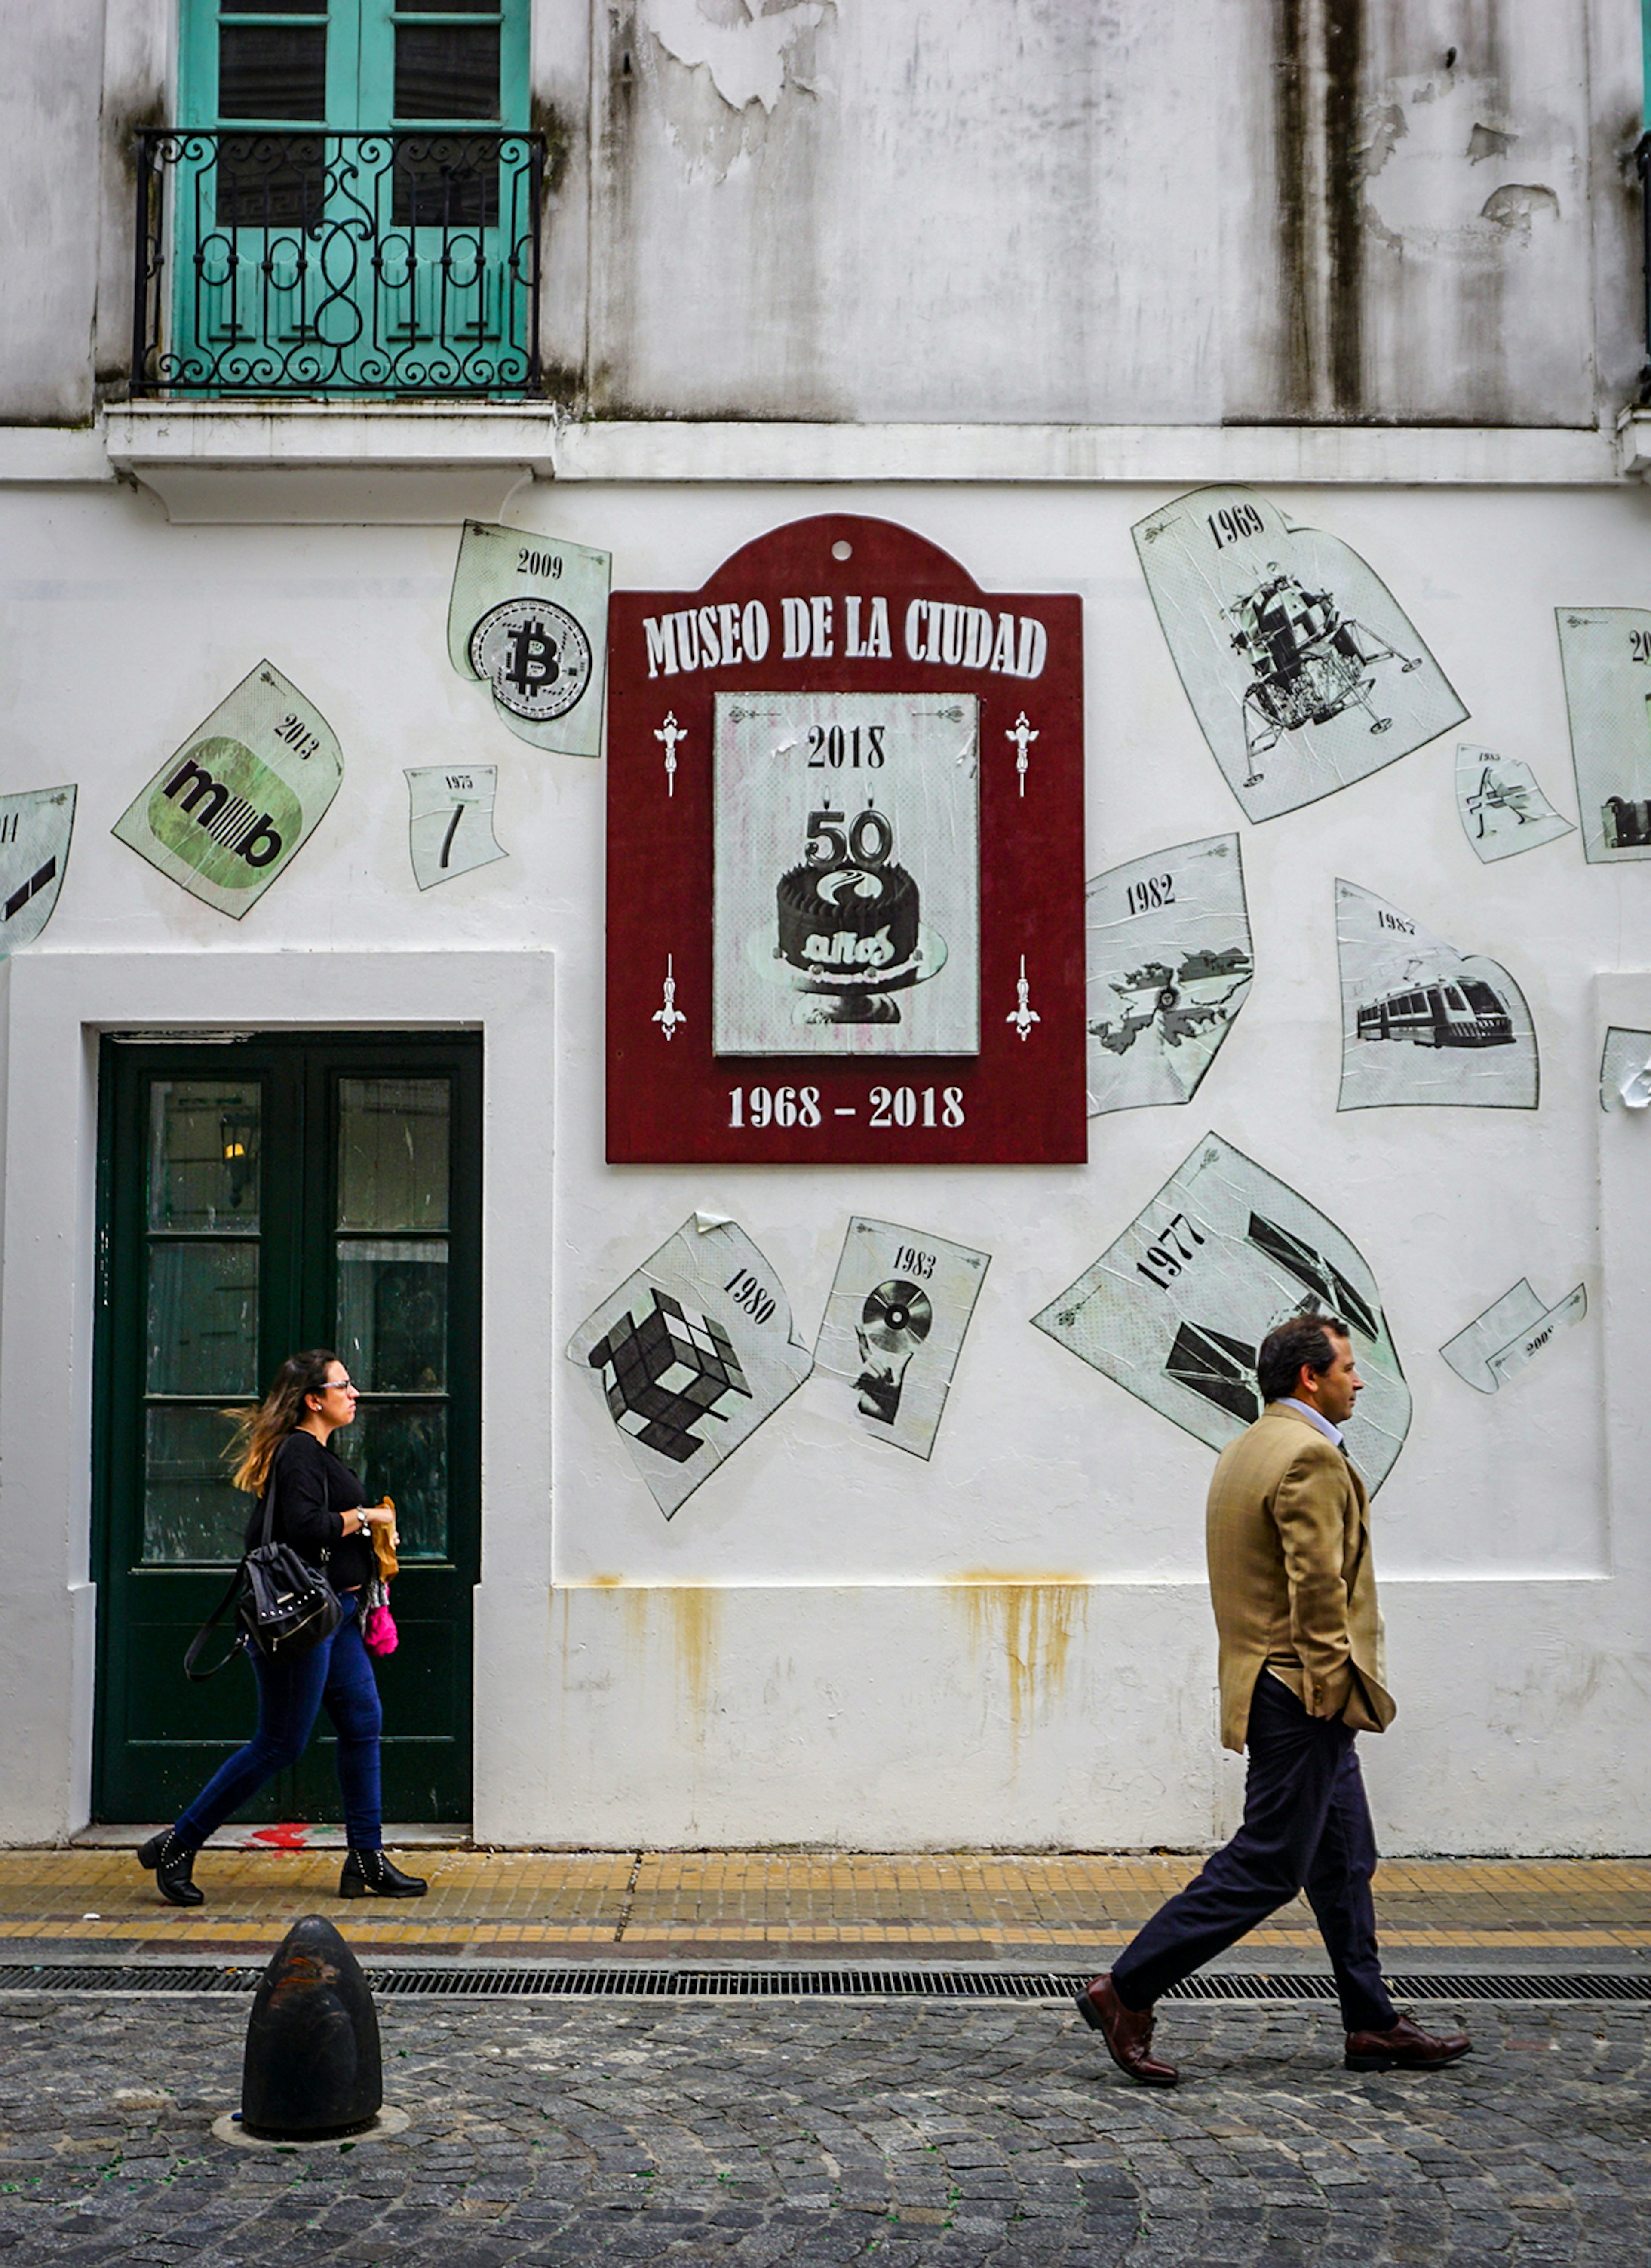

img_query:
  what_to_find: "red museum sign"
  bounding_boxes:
[605,513,1086,1164]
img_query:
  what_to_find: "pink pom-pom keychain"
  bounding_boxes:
[363,1602,399,1656]
[362,1499,400,1656]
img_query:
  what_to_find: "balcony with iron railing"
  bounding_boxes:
[131,128,544,400]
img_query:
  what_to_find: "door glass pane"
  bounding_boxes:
[143,1406,246,1563]
[344,1403,448,1558]
[147,1244,260,1395]
[395,25,500,117]
[221,1,326,11]
[397,1,497,12]
[338,1239,448,1390]
[149,1082,261,1231]
[219,25,328,118]
[391,136,500,230]
[337,1078,450,1230]
[215,132,327,228]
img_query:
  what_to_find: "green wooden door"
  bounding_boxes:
[93,1033,482,1825]
[172,0,533,392]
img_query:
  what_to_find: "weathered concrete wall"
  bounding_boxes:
[0,472,1648,1849]
[0,0,110,423]
[3,0,1639,428]
[589,0,1636,428]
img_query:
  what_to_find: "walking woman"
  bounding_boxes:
[136,1351,428,1908]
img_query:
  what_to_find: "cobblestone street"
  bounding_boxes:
[1,1988,1645,2266]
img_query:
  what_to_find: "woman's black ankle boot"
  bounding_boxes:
[136,1829,204,1908]
[339,1847,427,1899]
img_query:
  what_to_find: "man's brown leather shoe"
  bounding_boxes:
[1344,2014,1471,2072]
[1073,1973,1178,2087]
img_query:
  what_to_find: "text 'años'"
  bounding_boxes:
[642,595,1049,681]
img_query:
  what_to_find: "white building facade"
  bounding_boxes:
[3,0,1651,1853]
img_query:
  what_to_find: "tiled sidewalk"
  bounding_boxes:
[2,1847,1648,1965]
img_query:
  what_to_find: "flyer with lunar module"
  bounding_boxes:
[712,692,981,1057]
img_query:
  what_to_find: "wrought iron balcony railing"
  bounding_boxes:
[132,128,543,399]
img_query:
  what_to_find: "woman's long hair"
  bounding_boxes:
[224,1349,341,1497]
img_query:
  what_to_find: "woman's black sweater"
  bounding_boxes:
[242,1429,373,1591]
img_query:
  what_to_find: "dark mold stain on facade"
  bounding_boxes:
[1323,0,1365,418]
[1272,0,1365,420]
[1274,0,1312,417]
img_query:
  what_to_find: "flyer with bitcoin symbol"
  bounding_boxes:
[712,691,981,1057]
[447,520,611,759]
[1032,1134,1411,1493]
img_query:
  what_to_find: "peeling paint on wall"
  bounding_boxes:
[644,0,830,116]
[1479,183,1561,237]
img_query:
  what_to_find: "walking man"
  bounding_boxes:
[1076,1315,1470,2085]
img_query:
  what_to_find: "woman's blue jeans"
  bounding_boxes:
[175,1595,383,1851]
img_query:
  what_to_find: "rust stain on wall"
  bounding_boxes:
[951,1574,1088,1743]
[665,1586,722,1723]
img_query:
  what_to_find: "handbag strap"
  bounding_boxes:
[258,1442,285,1549]
[183,1557,249,1682]
[182,1440,287,1682]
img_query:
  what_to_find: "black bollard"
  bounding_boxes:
[240,1915,382,2140]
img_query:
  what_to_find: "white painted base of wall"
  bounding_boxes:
[469,1571,1645,1858]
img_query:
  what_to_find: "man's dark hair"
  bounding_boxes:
[1257,1314,1350,1404]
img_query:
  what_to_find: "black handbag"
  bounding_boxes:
[184,1452,343,1681]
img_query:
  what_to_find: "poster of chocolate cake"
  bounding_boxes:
[1132,486,1464,824]
[712,692,980,1056]
[1335,879,1537,1111]
[1031,1133,1410,1493]
[1555,609,1651,863]
[1085,833,1252,1114]
[566,1214,814,1519]
[813,1217,990,1460]
[1453,745,1573,864]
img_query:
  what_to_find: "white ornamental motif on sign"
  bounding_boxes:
[470,600,594,724]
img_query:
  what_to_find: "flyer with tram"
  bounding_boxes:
[1335,879,1537,1111]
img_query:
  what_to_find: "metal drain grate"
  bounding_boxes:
[0,1963,1646,2003]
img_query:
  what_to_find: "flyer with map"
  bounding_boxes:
[1085,833,1252,1113]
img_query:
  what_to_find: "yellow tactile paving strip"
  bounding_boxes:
[1,1850,1648,1962]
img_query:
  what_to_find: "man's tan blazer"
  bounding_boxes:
[1206,1400,1396,1753]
